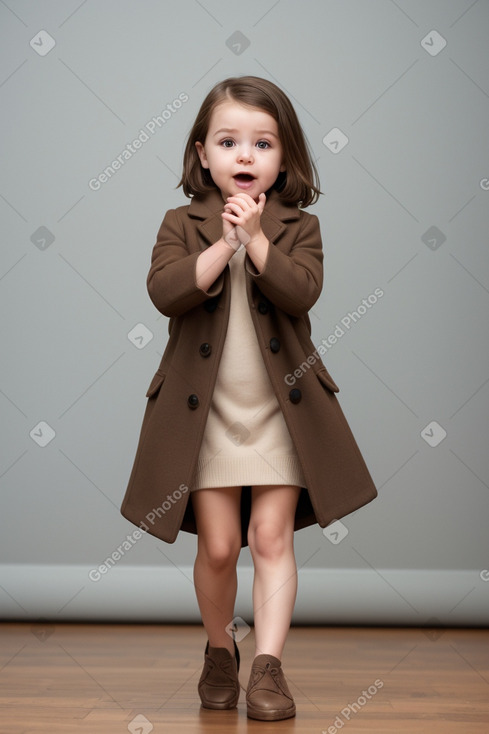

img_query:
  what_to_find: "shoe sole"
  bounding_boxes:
[199,693,240,710]
[246,704,296,720]
[200,701,239,710]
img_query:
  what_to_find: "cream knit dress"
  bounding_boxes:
[193,244,306,490]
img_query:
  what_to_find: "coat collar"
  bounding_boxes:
[188,188,300,247]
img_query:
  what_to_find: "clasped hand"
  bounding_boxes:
[222,192,266,251]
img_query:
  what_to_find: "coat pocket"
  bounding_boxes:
[145,369,166,398]
[316,367,340,393]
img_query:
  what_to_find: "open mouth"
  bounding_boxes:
[233,173,255,184]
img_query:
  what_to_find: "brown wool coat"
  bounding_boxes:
[120,188,377,546]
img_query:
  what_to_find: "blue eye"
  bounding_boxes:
[221,139,235,148]
[256,141,270,149]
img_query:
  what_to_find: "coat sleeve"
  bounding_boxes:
[245,212,323,317]
[146,208,224,317]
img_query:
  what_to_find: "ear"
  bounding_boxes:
[194,141,209,169]
[279,159,286,173]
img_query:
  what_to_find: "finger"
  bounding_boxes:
[235,193,255,205]
[228,193,252,201]
[224,200,243,213]
[226,195,252,209]
[224,201,246,216]
[257,192,266,213]
[222,211,242,223]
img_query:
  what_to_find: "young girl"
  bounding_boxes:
[121,76,377,721]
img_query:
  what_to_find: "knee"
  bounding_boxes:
[248,521,290,561]
[199,537,240,571]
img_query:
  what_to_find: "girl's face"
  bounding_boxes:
[195,100,285,202]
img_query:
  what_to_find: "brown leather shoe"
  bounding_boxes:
[246,654,296,720]
[198,641,240,709]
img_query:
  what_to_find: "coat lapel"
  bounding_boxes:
[189,188,299,248]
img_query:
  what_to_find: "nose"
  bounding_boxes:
[237,145,253,164]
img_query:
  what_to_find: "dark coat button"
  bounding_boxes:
[187,394,199,409]
[258,301,269,314]
[204,298,218,313]
[289,388,302,404]
[270,337,280,353]
[199,342,211,357]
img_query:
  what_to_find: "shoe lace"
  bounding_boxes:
[206,657,237,683]
[265,662,291,698]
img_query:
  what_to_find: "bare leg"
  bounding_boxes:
[248,485,301,661]
[192,486,242,655]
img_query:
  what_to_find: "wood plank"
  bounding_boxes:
[0,624,487,732]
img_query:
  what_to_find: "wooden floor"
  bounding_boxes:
[0,623,488,733]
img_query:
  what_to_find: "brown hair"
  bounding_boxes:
[178,76,321,208]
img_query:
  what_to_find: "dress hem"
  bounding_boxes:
[193,453,307,490]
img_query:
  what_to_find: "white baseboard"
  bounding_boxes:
[0,565,487,626]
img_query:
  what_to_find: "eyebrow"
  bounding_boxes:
[213,128,278,138]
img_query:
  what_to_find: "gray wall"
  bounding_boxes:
[1,0,488,624]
